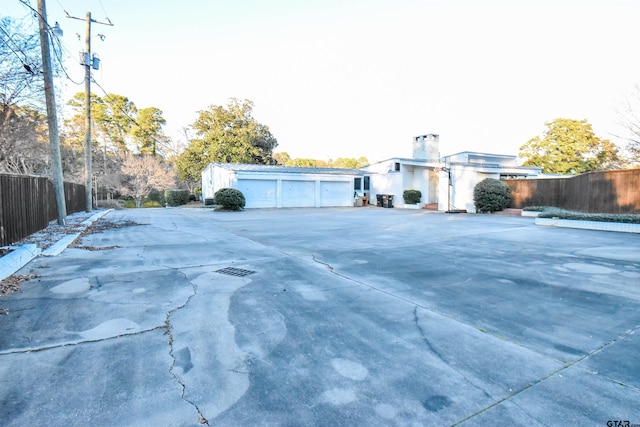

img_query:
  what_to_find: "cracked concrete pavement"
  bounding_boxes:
[0,207,639,426]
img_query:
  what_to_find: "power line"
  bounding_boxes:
[97,0,112,25]
[0,18,40,73]
[0,26,27,62]
[50,37,83,84]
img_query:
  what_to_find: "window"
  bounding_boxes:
[354,177,362,190]
[364,176,370,190]
[394,162,400,171]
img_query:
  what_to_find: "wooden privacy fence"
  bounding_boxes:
[0,174,86,246]
[504,169,640,214]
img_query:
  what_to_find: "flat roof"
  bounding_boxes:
[209,163,364,176]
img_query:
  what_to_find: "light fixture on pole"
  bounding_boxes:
[51,21,63,37]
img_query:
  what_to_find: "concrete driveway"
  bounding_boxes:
[0,207,638,426]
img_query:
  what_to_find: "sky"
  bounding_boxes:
[2,0,640,163]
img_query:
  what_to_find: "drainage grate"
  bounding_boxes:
[215,267,256,277]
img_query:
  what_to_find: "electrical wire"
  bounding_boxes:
[0,17,39,73]
[50,38,83,85]
[13,0,90,86]
[0,26,27,63]
[97,0,112,24]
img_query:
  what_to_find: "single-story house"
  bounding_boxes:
[360,134,541,212]
[201,134,541,212]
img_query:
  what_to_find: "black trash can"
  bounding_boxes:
[376,194,383,207]
[383,195,394,208]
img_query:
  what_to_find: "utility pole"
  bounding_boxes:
[66,11,112,212]
[37,0,67,225]
[83,12,92,212]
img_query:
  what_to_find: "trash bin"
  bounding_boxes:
[376,194,383,207]
[382,194,394,208]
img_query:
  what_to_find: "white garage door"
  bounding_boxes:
[281,180,315,207]
[237,179,277,208]
[320,181,352,207]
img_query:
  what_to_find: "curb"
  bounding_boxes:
[42,233,82,257]
[535,217,640,234]
[0,244,41,280]
[0,209,113,281]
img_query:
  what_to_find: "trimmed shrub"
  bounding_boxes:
[473,178,511,213]
[403,189,422,204]
[96,199,124,210]
[142,201,163,208]
[123,200,136,208]
[214,188,245,211]
[165,189,190,207]
[538,208,640,224]
[522,206,553,212]
[146,188,165,205]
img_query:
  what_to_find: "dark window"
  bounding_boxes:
[364,176,370,190]
[354,177,362,190]
[394,162,400,171]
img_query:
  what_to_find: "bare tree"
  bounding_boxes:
[0,16,66,176]
[119,154,176,207]
[0,105,50,175]
[617,85,640,166]
[0,16,46,124]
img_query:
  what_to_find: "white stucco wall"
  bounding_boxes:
[363,160,441,208]
[438,165,500,213]
[370,172,402,206]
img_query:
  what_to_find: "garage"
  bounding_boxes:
[201,163,366,209]
[281,180,315,207]
[320,181,352,207]
[237,179,277,208]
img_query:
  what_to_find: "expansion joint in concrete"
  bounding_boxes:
[452,323,640,425]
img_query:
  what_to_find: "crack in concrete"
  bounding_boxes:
[451,323,640,425]
[308,254,502,340]
[304,252,640,423]
[310,253,498,401]
[165,271,210,426]
[0,325,165,356]
[412,306,447,363]
[413,306,492,400]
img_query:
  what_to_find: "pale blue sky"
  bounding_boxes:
[3,0,640,162]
